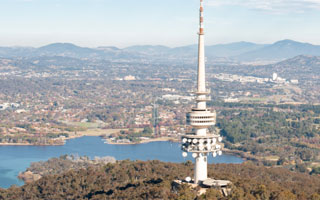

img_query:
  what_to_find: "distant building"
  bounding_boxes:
[0,103,19,111]
[272,73,278,81]
[271,73,287,84]
[15,109,27,114]
[224,98,239,103]
[162,88,175,92]
[162,94,181,101]
[0,103,9,110]
[123,75,136,81]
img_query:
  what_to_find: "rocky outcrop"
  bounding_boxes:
[18,171,42,183]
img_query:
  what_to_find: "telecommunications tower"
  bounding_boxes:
[181,0,223,185]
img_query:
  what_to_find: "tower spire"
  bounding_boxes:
[181,0,223,185]
[199,0,204,35]
[197,0,206,103]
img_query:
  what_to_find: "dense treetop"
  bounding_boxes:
[0,160,319,200]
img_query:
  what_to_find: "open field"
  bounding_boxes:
[264,156,280,161]
[62,121,102,129]
[68,128,144,139]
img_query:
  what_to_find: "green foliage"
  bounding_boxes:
[24,155,115,177]
[198,188,223,200]
[271,190,297,200]
[1,160,320,200]
[253,185,270,200]
[215,103,320,171]
[309,193,320,200]
[116,127,153,142]
[311,167,320,175]
[46,133,69,139]
[142,126,153,134]
[176,184,197,200]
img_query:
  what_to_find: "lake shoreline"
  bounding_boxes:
[0,143,33,146]
[0,136,249,161]
[105,137,180,145]
[0,128,138,146]
[0,136,244,189]
[0,136,177,146]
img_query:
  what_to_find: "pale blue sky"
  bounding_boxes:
[1,0,320,47]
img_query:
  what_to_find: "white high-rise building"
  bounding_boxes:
[181,0,223,185]
[272,73,278,81]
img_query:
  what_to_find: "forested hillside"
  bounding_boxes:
[213,103,320,173]
[0,160,319,200]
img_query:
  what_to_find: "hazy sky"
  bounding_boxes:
[1,0,320,47]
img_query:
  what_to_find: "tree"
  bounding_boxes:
[142,127,153,134]
[272,190,296,200]
[253,185,270,200]
[310,167,320,175]
[198,188,223,200]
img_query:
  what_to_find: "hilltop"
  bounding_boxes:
[0,159,319,200]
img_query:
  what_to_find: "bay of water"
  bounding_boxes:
[0,136,243,189]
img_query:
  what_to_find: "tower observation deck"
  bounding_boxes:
[181,0,223,185]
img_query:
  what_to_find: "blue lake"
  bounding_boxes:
[0,136,243,189]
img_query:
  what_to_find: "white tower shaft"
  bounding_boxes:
[182,0,221,186]
[195,154,208,183]
[194,0,208,183]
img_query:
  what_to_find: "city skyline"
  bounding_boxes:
[1,0,320,47]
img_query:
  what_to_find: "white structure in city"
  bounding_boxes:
[181,0,223,185]
[272,73,278,81]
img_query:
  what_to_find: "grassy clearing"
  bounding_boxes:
[310,162,320,167]
[77,128,144,137]
[264,156,280,161]
[67,122,101,129]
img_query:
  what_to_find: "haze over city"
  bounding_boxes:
[0,0,320,199]
[1,0,320,47]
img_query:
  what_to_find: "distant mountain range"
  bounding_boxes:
[1,40,320,63]
[235,40,320,62]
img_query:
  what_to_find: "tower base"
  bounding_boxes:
[172,178,232,196]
